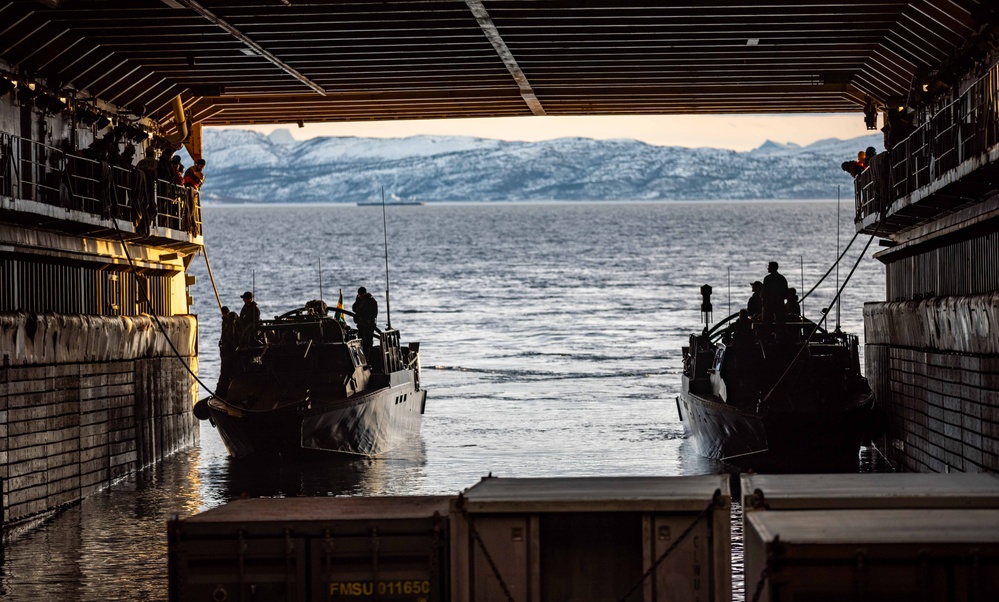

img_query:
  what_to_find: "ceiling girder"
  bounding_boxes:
[0,0,991,126]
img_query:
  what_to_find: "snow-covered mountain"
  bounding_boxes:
[191,128,882,203]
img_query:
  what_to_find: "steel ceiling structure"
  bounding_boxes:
[0,0,994,129]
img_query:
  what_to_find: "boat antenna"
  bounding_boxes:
[727,267,731,316]
[835,185,841,332]
[252,269,255,299]
[799,255,804,318]
[381,185,392,329]
[318,257,324,306]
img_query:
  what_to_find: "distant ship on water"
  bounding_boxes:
[357,201,426,206]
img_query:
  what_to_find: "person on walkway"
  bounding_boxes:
[133,148,160,233]
[352,286,378,358]
[238,291,260,344]
[170,155,184,184]
[119,144,136,169]
[747,281,763,320]
[181,158,205,233]
[762,262,789,324]
[156,148,177,182]
[862,146,878,171]
[183,159,206,189]
[136,147,158,173]
[216,306,239,397]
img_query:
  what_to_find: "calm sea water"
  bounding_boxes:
[0,201,883,600]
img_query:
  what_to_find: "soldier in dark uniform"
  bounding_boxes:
[352,286,378,358]
[239,291,260,344]
[747,281,763,320]
[216,306,239,397]
[762,261,789,324]
[785,288,802,318]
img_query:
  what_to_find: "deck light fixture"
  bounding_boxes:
[0,77,14,98]
[747,38,759,46]
[35,93,68,114]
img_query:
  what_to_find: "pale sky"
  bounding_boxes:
[225,113,873,152]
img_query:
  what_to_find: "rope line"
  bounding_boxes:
[799,229,861,303]
[108,215,222,401]
[761,205,889,404]
[202,244,223,312]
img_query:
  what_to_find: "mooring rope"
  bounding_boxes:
[202,243,223,312]
[799,229,861,303]
[108,212,223,401]
[761,204,890,404]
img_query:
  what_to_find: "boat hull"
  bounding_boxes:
[678,377,875,472]
[208,371,425,460]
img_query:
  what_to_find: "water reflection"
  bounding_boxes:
[219,440,429,499]
[0,201,883,600]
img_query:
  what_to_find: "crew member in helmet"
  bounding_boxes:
[238,291,260,344]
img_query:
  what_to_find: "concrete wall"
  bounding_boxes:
[865,296,999,472]
[0,312,199,527]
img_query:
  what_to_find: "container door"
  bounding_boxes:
[468,516,532,602]
[172,533,307,602]
[539,512,643,602]
[650,513,713,602]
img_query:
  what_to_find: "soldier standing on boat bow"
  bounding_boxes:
[239,291,260,344]
[352,286,378,358]
[762,261,789,324]
[216,306,238,397]
[747,281,763,320]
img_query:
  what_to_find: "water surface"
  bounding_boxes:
[0,201,883,599]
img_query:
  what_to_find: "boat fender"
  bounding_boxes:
[193,397,211,421]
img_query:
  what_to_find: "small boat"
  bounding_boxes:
[198,300,426,459]
[677,296,877,472]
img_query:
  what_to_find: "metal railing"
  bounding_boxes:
[0,132,202,236]
[856,63,999,222]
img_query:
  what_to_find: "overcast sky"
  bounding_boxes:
[222,113,873,152]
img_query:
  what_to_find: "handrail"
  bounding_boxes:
[0,131,202,237]
[856,62,999,224]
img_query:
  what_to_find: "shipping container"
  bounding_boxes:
[744,509,999,601]
[741,473,999,511]
[740,473,999,600]
[169,496,451,602]
[450,475,730,602]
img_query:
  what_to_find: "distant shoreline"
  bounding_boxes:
[199,198,849,207]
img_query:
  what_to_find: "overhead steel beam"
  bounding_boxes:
[464,0,545,116]
[171,0,327,96]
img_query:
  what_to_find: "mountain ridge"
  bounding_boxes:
[190,129,881,203]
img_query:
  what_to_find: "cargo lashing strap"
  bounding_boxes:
[457,489,721,602]
[456,493,517,602]
[749,536,777,602]
[616,489,722,602]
